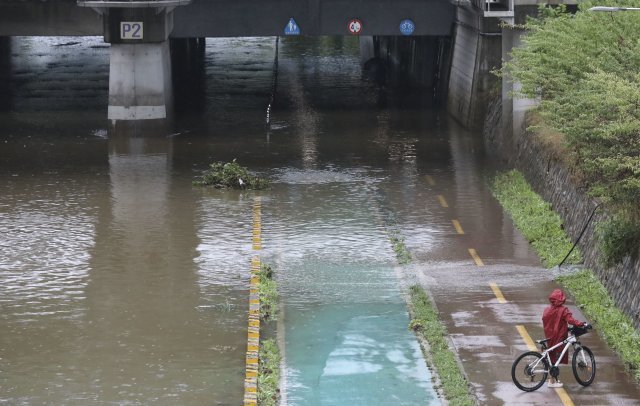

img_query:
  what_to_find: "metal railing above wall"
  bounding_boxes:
[77,0,192,8]
[469,0,514,22]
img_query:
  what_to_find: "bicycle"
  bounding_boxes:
[511,324,596,391]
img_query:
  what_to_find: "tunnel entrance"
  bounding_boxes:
[171,35,452,124]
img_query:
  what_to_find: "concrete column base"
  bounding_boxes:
[108,41,173,121]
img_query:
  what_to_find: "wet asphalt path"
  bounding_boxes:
[404,172,640,405]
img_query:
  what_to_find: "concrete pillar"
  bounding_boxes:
[108,41,173,122]
[0,37,11,111]
[102,8,175,123]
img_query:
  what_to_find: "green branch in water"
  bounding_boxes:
[193,159,269,190]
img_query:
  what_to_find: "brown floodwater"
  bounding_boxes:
[2,35,639,405]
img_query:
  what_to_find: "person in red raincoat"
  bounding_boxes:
[542,289,587,388]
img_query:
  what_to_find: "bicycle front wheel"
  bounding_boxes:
[512,351,548,392]
[573,345,596,386]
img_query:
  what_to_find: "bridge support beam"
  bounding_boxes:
[108,41,173,122]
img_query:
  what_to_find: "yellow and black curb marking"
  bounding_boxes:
[244,197,262,406]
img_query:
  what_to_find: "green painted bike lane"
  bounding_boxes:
[264,181,440,405]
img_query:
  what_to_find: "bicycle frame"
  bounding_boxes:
[528,332,580,374]
[543,333,579,368]
[512,324,595,391]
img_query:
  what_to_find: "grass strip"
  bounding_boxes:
[258,338,281,406]
[257,264,281,404]
[258,264,278,322]
[409,285,474,406]
[490,170,582,267]
[389,229,412,265]
[557,269,640,381]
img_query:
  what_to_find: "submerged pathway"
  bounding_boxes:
[262,180,440,405]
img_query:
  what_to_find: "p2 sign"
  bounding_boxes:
[121,22,143,40]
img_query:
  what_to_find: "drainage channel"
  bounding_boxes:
[262,180,440,405]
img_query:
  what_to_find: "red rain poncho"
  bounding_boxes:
[542,289,584,364]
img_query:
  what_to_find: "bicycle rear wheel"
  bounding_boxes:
[512,351,548,392]
[572,345,596,386]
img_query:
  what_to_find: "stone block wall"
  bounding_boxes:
[486,96,640,329]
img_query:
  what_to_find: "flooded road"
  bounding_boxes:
[1,35,640,405]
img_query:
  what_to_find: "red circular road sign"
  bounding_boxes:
[347,19,363,35]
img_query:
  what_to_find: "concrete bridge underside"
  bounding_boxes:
[0,0,455,37]
[0,0,501,129]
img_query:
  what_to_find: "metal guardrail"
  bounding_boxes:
[77,0,192,8]
[469,0,514,20]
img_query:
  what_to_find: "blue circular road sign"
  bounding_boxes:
[399,19,415,36]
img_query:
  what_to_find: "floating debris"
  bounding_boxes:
[193,159,269,190]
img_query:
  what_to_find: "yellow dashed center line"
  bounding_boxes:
[516,325,575,406]
[515,325,537,351]
[244,197,262,406]
[437,194,449,208]
[452,219,465,234]
[489,282,507,303]
[555,388,575,406]
[426,175,436,186]
[468,248,484,267]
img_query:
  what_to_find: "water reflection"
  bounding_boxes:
[80,131,246,403]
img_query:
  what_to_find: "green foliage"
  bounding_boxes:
[258,338,281,406]
[597,214,640,266]
[193,159,269,189]
[503,2,640,223]
[258,264,278,321]
[409,286,474,405]
[557,269,640,381]
[491,170,582,267]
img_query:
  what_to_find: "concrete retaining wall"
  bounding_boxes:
[447,7,501,129]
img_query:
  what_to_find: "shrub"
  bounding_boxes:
[503,2,640,247]
[597,215,640,267]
